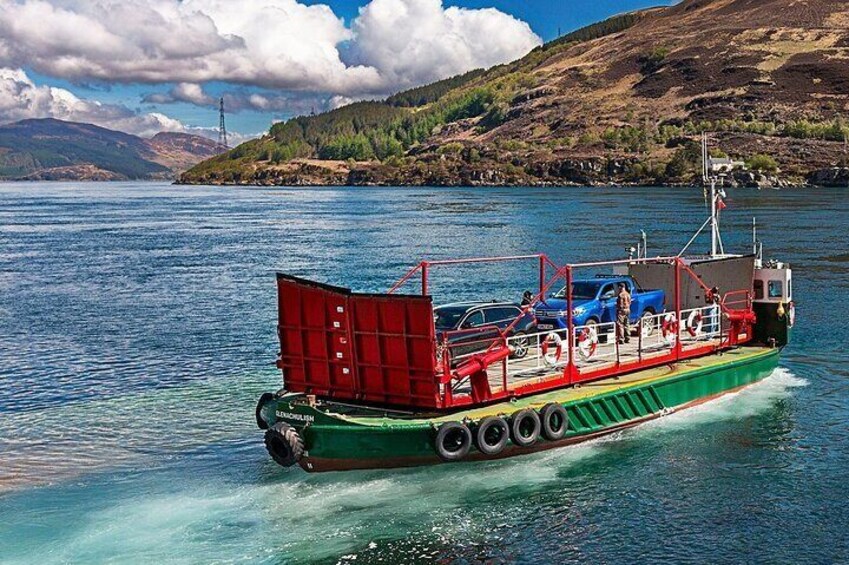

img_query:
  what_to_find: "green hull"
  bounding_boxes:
[258,346,781,472]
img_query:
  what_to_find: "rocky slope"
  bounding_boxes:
[181,0,849,187]
[0,119,221,181]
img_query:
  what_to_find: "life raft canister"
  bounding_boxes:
[662,312,679,345]
[541,332,563,366]
[577,326,599,360]
[686,309,703,337]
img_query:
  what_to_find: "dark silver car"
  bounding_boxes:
[434,301,536,360]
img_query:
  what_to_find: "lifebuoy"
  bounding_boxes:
[264,421,305,467]
[787,302,796,328]
[686,310,703,337]
[577,326,599,360]
[540,403,569,441]
[434,422,472,461]
[661,313,679,346]
[473,416,509,456]
[541,332,563,366]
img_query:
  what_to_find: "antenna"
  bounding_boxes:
[681,134,726,257]
[218,97,228,150]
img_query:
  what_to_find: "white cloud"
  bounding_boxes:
[0,67,188,137]
[142,82,367,115]
[350,0,540,90]
[0,0,541,96]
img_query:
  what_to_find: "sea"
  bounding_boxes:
[0,182,846,564]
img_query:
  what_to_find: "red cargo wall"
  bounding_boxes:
[275,273,441,409]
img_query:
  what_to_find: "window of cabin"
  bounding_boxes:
[768,280,783,299]
[754,280,764,300]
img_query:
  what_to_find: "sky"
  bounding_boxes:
[0,0,674,141]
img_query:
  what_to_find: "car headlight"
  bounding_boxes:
[572,306,586,316]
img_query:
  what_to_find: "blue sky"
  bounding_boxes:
[2,0,674,139]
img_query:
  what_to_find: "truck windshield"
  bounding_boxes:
[553,282,602,299]
[434,307,467,329]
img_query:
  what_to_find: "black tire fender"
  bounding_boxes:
[434,422,472,462]
[510,409,541,447]
[540,403,569,441]
[474,416,510,456]
[264,421,304,468]
[255,392,274,430]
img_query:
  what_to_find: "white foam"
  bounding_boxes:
[638,367,807,433]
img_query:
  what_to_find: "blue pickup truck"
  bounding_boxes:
[534,275,665,334]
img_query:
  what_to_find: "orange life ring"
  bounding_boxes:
[661,313,679,345]
[686,310,703,337]
[577,326,599,360]
[541,332,563,366]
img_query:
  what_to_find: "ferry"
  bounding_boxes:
[255,145,795,472]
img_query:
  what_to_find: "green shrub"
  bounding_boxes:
[639,46,670,75]
[746,154,778,172]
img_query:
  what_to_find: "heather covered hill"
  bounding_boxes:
[0,119,220,181]
[181,0,849,187]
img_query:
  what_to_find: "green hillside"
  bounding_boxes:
[0,119,168,179]
[181,0,849,188]
[182,10,647,183]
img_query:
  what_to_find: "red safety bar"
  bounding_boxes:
[275,254,755,411]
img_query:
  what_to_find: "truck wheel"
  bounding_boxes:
[264,422,304,468]
[434,422,472,461]
[640,311,656,337]
[255,392,274,430]
[540,403,569,441]
[474,416,510,456]
[510,409,541,447]
[510,331,529,359]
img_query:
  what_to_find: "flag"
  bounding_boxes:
[716,196,727,211]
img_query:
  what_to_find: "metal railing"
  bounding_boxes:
[482,304,728,392]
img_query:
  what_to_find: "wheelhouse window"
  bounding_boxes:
[768,280,783,299]
[754,280,764,300]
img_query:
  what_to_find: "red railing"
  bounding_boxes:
[277,254,755,411]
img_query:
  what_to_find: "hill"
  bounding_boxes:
[0,119,220,181]
[180,0,849,188]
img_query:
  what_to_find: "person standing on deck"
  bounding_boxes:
[706,285,721,335]
[616,283,632,344]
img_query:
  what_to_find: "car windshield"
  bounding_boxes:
[434,307,468,329]
[553,281,602,300]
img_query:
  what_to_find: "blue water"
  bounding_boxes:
[0,182,846,564]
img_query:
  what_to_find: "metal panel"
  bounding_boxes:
[275,273,441,409]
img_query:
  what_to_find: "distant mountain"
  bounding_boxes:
[181,0,849,187]
[0,118,221,181]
